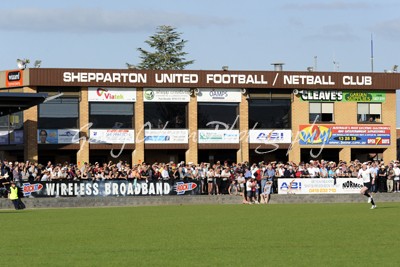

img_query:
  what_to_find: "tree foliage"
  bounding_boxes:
[137,25,194,70]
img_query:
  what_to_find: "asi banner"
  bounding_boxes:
[249,130,292,144]
[37,129,79,144]
[89,129,135,144]
[0,130,23,145]
[88,87,136,102]
[21,180,200,197]
[278,178,363,194]
[299,125,390,146]
[198,130,240,143]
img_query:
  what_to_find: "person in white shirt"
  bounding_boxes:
[393,163,400,192]
[357,162,376,209]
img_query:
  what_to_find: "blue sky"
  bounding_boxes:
[1,0,400,124]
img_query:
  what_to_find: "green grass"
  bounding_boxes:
[1,202,399,267]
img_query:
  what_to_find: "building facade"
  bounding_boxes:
[0,68,398,166]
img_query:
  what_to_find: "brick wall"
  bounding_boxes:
[23,86,38,162]
[77,87,89,167]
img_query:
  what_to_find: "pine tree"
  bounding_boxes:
[137,25,194,70]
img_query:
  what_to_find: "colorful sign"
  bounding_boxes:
[198,130,239,143]
[249,130,292,143]
[175,182,197,195]
[298,125,390,146]
[89,129,135,144]
[37,129,79,144]
[144,129,188,144]
[278,178,363,194]
[6,70,23,87]
[23,183,44,197]
[197,88,242,102]
[143,88,190,102]
[299,90,385,102]
[88,87,136,102]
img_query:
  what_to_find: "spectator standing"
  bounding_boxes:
[377,165,387,192]
[393,163,400,192]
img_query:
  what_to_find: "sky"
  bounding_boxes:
[1,0,400,124]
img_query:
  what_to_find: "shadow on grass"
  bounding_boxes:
[0,210,32,214]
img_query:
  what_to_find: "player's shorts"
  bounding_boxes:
[363,182,372,190]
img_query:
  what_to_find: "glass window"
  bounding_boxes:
[0,112,23,131]
[144,102,187,129]
[38,98,79,128]
[309,103,334,122]
[358,103,381,122]
[90,103,134,129]
[198,103,239,129]
[249,99,291,129]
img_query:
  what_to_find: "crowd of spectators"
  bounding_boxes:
[1,159,400,201]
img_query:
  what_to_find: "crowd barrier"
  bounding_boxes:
[15,178,368,198]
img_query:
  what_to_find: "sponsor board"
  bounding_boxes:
[299,90,385,102]
[249,130,292,144]
[88,87,136,102]
[89,129,135,144]
[278,178,363,194]
[143,88,190,102]
[197,88,242,102]
[38,129,79,144]
[198,130,239,143]
[299,125,390,146]
[23,180,200,197]
[144,129,188,144]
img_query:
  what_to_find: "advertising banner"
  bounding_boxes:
[0,130,23,145]
[89,129,135,144]
[197,88,242,102]
[37,129,79,144]
[21,180,200,197]
[299,90,385,102]
[249,130,292,143]
[278,178,363,194]
[144,129,188,144]
[88,87,136,102]
[198,130,240,143]
[298,125,390,145]
[143,88,190,102]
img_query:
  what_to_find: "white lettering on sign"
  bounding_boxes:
[284,75,335,85]
[343,76,372,86]
[155,73,198,83]
[300,90,343,101]
[206,74,268,84]
[63,72,147,83]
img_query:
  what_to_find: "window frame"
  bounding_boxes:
[309,102,335,123]
[357,103,382,123]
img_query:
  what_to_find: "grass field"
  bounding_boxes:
[1,202,399,266]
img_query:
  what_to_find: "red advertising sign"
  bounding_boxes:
[6,70,23,87]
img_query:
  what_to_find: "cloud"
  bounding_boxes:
[283,1,375,10]
[0,7,237,33]
[307,24,358,41]
[372,18,400,40]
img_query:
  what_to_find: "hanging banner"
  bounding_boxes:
[143,88,190,102]
[278,178,363,194]
[198,130,240,143]
[88,87,136,102]
[37,129,79,144]
[299,90,385,102]
[0,130,23,145]
[144,129,188,144]
[298,125,390,145]
[21,180,201,197]
[89,129,135,144]
[197,88,242,102]
[249,130,292,143]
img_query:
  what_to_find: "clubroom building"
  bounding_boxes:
[0,68,397,166]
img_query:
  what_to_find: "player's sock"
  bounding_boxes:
[370,198,375,205]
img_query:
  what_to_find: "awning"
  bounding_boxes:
[0,92,48,115]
